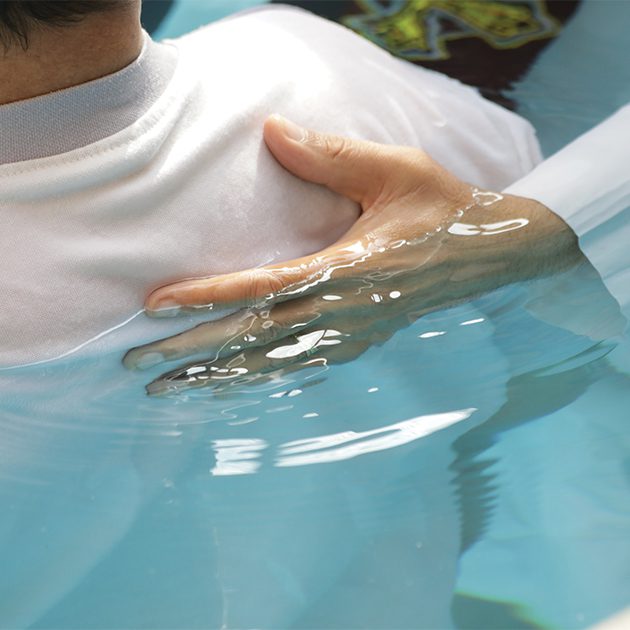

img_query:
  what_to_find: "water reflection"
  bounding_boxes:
[277,408,475,467]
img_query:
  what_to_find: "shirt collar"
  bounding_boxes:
[0,32,178,165]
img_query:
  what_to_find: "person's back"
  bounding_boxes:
[0,2,540,365]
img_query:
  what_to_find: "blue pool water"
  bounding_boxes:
[2,1,630,628]
[2,263,627,628]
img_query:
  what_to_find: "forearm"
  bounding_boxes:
[435,192,584,303]
[487,195,584,280]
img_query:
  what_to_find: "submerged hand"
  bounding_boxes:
[124,115,585,394]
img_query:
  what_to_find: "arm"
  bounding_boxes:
[124,116,587,390]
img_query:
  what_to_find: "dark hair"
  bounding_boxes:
[0,1,129,49]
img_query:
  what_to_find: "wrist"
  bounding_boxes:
[443,193,585,288]
[500,194,584,278]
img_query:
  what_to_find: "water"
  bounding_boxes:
[1,260,628,628]
[3,1,630,628]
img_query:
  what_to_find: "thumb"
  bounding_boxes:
[264,114,405,207]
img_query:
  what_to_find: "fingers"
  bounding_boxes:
[145,252,338,314]
[146,332,371,397]
[264,114,420,208]
[144,235,379,314]
[134,274,421,371]
[124,314,240,370]
[125,298,326,370]
[137,285,425,395]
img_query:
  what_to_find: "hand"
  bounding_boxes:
[124,115,585,394]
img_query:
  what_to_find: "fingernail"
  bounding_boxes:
[274,115,308,143]
[135,352,164,370]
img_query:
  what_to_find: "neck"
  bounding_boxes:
[0,4,143,106]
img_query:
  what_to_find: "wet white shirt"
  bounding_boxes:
[0,9,628,626]
[0,6,541,367]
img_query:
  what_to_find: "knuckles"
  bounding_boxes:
[323,134,352,163]
[242,269,287,304]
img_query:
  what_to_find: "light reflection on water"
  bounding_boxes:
[0,271,628,629]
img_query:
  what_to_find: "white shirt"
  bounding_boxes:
[0,9,542,626]
[0,9,628,627]
[0,6,541,367]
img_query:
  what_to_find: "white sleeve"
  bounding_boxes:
[504,105,630,315]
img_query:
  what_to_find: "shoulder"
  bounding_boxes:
[162,5,541,189]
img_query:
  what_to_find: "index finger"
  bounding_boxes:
[145,239,372,315]
[145,257,320,316]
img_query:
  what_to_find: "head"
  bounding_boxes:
[0,0,136,50]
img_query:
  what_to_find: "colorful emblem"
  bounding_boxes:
[343,0,561,61]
